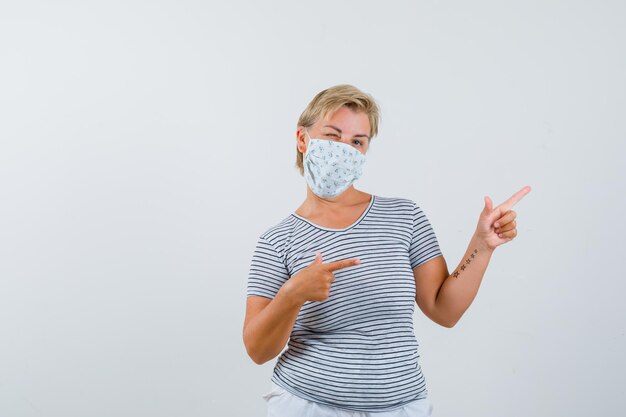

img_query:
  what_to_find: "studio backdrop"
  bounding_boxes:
[0,1,624,416]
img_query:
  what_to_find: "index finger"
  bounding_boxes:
[497,185,531,212]
[324,258,361,272]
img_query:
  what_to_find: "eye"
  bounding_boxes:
[352,139,363,146]
[324,133,340,140]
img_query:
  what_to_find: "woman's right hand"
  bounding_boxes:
[284,251,361,304]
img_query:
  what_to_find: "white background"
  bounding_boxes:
[1,1,624,416]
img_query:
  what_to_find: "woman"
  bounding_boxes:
[243,84,531,416]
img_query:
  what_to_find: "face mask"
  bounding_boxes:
[303,131,366,198]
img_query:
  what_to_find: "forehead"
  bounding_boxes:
[317,106,371,135]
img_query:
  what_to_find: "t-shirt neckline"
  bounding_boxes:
[291,195,376,232]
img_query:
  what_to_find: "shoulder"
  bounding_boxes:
[372,194,419,212]
[372,195,439,225]
[255,214,299,254]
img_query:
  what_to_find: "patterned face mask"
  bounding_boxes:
[303,131,366,198]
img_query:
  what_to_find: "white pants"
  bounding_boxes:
[263,382,434,417]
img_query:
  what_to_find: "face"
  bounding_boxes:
[297,106,371,156]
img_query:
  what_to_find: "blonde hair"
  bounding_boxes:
[295,84,380,175]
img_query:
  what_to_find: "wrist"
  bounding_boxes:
[278,280,305,308]
[473,231,495,253]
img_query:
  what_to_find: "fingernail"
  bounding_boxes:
[355,259,361,264]
[494,222,500,228]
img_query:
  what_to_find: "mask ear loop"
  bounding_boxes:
[303,128,314,157]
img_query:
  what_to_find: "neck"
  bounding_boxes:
[302,186,368,211]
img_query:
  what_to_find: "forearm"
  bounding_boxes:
[243,285,304,364]
[434,232,495,327]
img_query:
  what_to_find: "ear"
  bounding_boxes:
[296,127,308,154]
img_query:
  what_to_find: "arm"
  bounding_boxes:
[243,287,304,365]
[415,187,531,327]
[243,252,360,364]
[414,233,494,328]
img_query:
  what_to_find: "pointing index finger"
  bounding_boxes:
[324,258,361,272]
[497,185,531,212]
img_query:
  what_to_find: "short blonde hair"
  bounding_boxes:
[295,84,380,175]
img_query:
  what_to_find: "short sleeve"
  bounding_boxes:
[246,235,290,299]
[409,202,443,269]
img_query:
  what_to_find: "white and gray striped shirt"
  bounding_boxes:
[246,195,443,412]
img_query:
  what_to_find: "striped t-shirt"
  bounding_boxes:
[246,195,443,412]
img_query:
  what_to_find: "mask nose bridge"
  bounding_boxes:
[305,129,362,153]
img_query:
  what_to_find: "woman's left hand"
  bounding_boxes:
[475,185,532,251]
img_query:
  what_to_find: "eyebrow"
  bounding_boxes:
[323,125,370,139]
